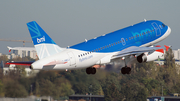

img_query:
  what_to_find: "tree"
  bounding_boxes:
[135,88,147,101]
[35,81,40,96]
[104,83,122,101]
[39,79,56,96]
[164,48,175,68]
[54,78,74,97]
[3,78,28,97]
[0,80,4,97]
[0,55,8,63]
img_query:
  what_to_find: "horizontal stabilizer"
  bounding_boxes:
[6,61,34,66]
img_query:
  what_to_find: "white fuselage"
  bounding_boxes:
[31,26,171,70]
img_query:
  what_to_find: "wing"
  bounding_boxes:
[111,45,169,60]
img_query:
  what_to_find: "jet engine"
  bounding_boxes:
[137,45,165,63]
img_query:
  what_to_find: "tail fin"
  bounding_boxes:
[27,21,63,59]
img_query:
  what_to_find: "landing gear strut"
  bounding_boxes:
[86,67,96,74]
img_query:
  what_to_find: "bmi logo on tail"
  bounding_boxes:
[37,36,45,43]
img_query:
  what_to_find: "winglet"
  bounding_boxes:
[7,46,12,52]
[164,45,170,51]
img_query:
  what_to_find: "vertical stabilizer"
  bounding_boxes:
[27,21,63,59]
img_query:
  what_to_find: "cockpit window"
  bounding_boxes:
[162,23,166,28]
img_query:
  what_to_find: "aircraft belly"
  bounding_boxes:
[76,53,107,68]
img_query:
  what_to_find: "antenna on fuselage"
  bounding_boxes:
[85,39,88,42]
[144,19,147,22]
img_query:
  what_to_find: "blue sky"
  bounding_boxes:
[0,1,179,54]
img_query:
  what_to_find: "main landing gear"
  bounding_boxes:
[121,66,131,74]
[86,67,96,74]
[121,57,131,74]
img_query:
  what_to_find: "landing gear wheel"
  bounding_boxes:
[86,67,96,75]
[121,67,126,74]
[121,67,131,74]
[91,68,96,74]
[126,67,131,74]
[86,68,91,74]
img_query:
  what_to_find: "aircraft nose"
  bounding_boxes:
[165,26,171,37]
[168,26,171,34]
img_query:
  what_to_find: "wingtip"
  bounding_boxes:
[164,45,170,51]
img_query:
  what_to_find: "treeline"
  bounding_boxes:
[0,49,180,101]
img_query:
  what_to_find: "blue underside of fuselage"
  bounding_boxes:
[70,20,168,53]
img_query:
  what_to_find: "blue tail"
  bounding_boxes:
[27,21,56,45]
[27,21,63,59]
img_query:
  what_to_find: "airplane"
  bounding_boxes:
[6,19,171,74]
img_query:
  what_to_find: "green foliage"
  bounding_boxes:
[0,80,3,97]
[39,79,56,96]
[104,83,122,101]
[1,52,180,100]
[3,78,28,97]
[164,48,175,68]
[0,55,8,62]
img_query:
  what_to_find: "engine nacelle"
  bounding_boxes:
[137,53,147,63]
[146,51,164,62]
[137,50,164,63]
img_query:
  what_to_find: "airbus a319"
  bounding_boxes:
[7,20,171,74]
